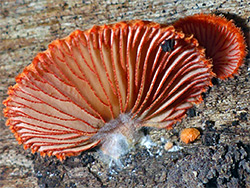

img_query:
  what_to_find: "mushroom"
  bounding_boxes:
[174,13,247,79]
[3,20,213,160]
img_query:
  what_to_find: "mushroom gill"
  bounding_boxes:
[174,13,247,79]
[3,20,214,160]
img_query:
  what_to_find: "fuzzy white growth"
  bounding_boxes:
[140,135,156,149]
[92,114,143,166]
[167,145,183,152]
[139,135,157,156]
[98,133,130,168]
[101,133,130,159]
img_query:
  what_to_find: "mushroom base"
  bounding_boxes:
[91,114,143,163]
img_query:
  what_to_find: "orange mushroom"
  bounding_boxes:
[3,20,213,160]
[174,13,247,79]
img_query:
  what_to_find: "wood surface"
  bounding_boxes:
[0,0,249,187]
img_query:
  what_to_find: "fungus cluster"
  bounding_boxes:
[3,14,247,161]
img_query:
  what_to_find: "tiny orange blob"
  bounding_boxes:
[164,141,174,151]
[180,127,200,144]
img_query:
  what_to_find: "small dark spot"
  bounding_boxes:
[140,127,150,135]
[2,146,9,152]
[161,39,175,52]
[232,120,239,126]
[205,120,215,130]
[205,177,217,188]
[62,2,68,10]
[1,9,9,18]
[36,171,43,179]
[81,154,95,167]
[65,182,77,188]
[187,108,196,117]
[239,112,248,121]
[40,46,46,51]
[220,124,227,127]
[202,132,220,146]
[211,77,219,85]
[73,16,78,20]
[162,9,166,13]
[201,92,206,100]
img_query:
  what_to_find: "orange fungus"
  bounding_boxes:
[3,20,214,160]
[180,127,201,144]
[174,13,247,79]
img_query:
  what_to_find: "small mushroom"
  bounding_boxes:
[180,127,201,144]
[174,13,247,79]
[164,141,174,151]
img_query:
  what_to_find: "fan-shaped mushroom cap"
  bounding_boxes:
[3,20,213,160]
[174,13,247,79]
